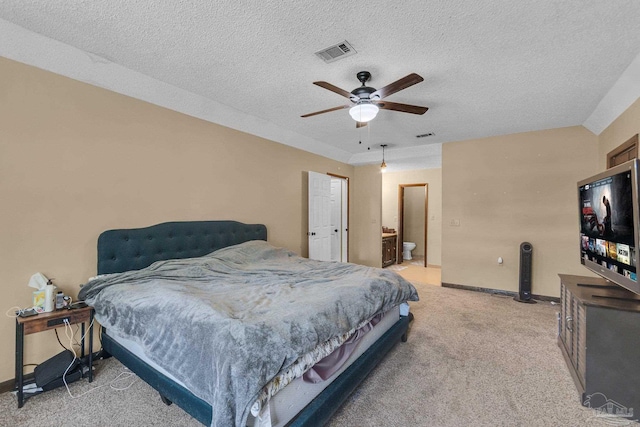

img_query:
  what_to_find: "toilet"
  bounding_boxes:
[403,242,416,260]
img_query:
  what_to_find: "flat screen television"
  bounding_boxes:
[578,159,640,296]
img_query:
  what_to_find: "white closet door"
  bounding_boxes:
[308,171,332,261]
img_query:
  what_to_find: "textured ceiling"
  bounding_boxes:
[1,1,640,170]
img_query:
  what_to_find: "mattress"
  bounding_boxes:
[105,305,401,427]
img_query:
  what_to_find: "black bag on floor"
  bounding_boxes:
[34,350,78,388]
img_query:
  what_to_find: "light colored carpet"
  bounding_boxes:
[1,283,618,426]
[327,283,617,426]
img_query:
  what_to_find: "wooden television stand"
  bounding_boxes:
[558,274,640,419]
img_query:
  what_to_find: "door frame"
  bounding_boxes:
[397,183,428,267]
[607,133,638,169]
[327,173,350,262]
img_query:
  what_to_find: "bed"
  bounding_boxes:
[79,220,417,427]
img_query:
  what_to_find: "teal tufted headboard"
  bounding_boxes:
[97,220,267,275]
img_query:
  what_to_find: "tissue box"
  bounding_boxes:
[33,290,46,310]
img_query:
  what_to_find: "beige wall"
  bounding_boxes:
[0,57,358,383]
[382,168,443,266]
[598,97,640,170]
[441,126,599,297]
[350,165,383,267]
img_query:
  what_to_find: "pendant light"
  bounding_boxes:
[380,144,387,172]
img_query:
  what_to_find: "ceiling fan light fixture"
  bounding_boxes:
[349,103,379,122]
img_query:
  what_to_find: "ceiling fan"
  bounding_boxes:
[301,71,428,127]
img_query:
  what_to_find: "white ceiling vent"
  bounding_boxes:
[315,41,356,63]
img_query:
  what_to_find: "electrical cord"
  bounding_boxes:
[6,306,23,318]
[62,319,79,398]
[61,318,81,397]
[54,328,67,350]
[57,322,104,359]
[73,324,82,347]
[55,324,84,350]
[61,319,136,399]
[7,305,46,317]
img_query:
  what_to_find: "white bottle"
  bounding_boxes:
[44,284,56,312]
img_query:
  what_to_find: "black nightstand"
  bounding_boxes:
[15,306,94,408]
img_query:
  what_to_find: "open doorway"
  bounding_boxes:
[397,183,428,267]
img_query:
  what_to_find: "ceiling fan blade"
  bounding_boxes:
[301,105,350,118]
[356,121,368,128]
[313,81,355,100]
[374,100,428,115]
[370,73,424,99]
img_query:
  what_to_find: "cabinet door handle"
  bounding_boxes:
[566,316,573,332]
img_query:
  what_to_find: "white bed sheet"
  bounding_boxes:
[106,305,401,427]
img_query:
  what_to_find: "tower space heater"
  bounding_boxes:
[514,242,536,303]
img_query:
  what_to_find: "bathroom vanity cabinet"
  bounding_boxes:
[382,234,397,267]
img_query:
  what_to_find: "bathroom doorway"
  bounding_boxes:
[397,183,428,267]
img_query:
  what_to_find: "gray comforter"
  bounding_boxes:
[78,240,419,427]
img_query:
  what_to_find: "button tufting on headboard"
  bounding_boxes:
[97,221,267,275]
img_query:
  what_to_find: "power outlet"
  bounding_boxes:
[47,317,70,327]
[449,219,460,227]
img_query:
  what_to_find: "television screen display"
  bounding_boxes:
[578,159,640,295]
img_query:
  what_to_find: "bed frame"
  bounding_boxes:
[96,220,411,426]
